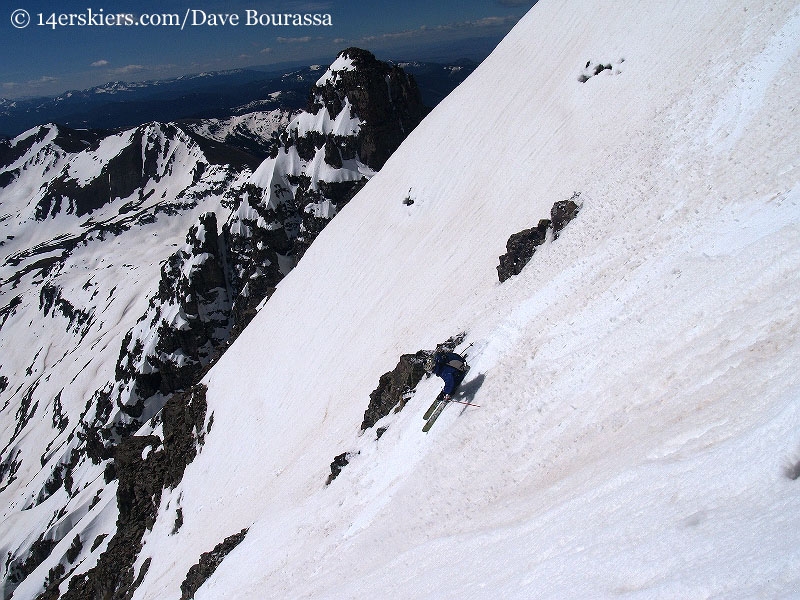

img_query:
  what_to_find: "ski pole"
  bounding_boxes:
[447,399,480,408]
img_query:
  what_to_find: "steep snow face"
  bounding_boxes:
[67,4,783,600]
[122,0,800,598]
[9,0,800,598]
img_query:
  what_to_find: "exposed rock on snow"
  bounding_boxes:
[550,191,582,240]
[498,194,582,282]
[5,537,59,599]
[39,284,95,338]
[361,333,467,431]
[361,352,429,431]
[786,458,800,481]
[578,58,624,83]
[497,219,551,283]
[179,528,248,600]
[326,452,354,485]
[329,335,469,484]
[61,384,208,600]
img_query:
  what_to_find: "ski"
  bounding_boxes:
[422,398,448,432]
[423,392,444,420]
[423,397,480,432]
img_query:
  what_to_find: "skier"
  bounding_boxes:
[426,350,469,402]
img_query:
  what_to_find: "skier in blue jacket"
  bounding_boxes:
[429,351,468,401]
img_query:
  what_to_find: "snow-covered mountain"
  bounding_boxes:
[86,0,797,598]
[0,49,428,600]
[4,0,800,598]
[181,110,294,157]
[0,120,252,600]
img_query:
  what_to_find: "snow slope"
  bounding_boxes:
[123,0,800,598]
[183,110,293,150]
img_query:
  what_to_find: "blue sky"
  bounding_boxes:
[1,0,537,99]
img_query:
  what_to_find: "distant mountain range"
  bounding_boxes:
[0,59,477,137]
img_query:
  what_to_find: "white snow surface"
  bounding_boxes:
[185,110,292,145]
[291,96,362,138]
[316,55,357,87]
[119,0,800,598]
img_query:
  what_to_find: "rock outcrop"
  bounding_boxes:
[306,47,428,171]
[551,192,582,240]
[61,384,208,600]
[329,334,467,484]
[497,193,582,282]
[180,529,249,600]
[497,219,552,283]
[361,352,429,430]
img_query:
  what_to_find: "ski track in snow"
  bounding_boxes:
[706,4,800,153]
